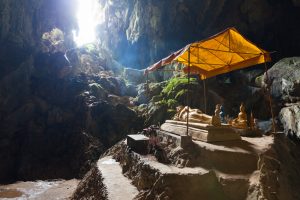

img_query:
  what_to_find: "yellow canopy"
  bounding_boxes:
[146,27,271,79]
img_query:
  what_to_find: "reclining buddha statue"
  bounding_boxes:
[173,105,221,126]
[230,103,248,129]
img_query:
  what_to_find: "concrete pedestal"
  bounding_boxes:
[160,120,241,142]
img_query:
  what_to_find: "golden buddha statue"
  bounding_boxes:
[230,103,248,129]
[173,106,212,124]
[173,105,222,126]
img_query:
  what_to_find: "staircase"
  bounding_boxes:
[97,156,139,200]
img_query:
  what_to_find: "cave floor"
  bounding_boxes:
[0,179,79,200]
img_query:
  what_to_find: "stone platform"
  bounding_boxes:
[160,120,241,142]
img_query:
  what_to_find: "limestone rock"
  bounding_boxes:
[279,103,300,139]
[263,57,300,101]
[98,0,300,68]
[71,166,107,200]
[124,68,145,84]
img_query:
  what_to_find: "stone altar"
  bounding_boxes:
[160,120,241,142]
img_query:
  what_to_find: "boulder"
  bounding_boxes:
[263,57,300,101]
[279,103,300,139]
[124,68,145,84]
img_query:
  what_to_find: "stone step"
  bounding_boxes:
[139,154,210,175]
[192,139,259,174]
[158,131,274,174]
[97,156,139,200]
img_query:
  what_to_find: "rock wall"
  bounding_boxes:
[0,0,76,78]
[0,0,142,183]
[98,0,300,68]
[263,57,300,139]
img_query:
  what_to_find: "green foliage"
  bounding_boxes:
[175,89,186,100]
[156,97,179,108]
[162,77,197,97]
[167,99,178,107]
[149,77,200,123]
[42,28,64,45]
[41,28,65,52]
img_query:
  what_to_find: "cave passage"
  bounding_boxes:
[73,0,105,46]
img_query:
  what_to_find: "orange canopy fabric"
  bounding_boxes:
[146,27,271,79]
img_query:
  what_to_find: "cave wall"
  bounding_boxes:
[98,0,300,68]
[1,0,300,183]
[0,0,146,183]
[0,0,77,77]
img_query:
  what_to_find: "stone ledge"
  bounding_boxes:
[161,120,241,142]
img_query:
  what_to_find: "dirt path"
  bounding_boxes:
[97,156,138,200]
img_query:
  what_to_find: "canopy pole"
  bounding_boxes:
[186,47,191,136]
[203,79,207,113]
[264,61,276,134]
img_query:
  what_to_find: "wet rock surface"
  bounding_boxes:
[0,179,79,200]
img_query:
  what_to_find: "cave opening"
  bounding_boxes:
[73,0,105,46]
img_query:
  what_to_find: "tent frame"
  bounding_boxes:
[145,28,276,135]
[145,60,276,136]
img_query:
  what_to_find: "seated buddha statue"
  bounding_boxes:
[230,103,248,129]
[173,106,212,124]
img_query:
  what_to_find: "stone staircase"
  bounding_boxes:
[83,136,273,200]
[97,156,139,200]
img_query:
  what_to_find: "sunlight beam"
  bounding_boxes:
[73,0,105,46]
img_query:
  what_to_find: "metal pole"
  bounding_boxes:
[203,79,207,113]
[186,47,191,136]
[264,61,276,134]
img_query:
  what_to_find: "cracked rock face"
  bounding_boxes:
[263,57,300,101]
[280,104,300,139]
[98,0,300,68]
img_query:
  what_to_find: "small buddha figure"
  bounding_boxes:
[211,104,221,126]
[173,106,212,124]
[219,105,225,123]
[249,112,257,130]
[230,103,248,129]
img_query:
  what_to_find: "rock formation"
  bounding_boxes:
[98,0,300,68]
[1,0,300,195]
[72,134,300,200]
